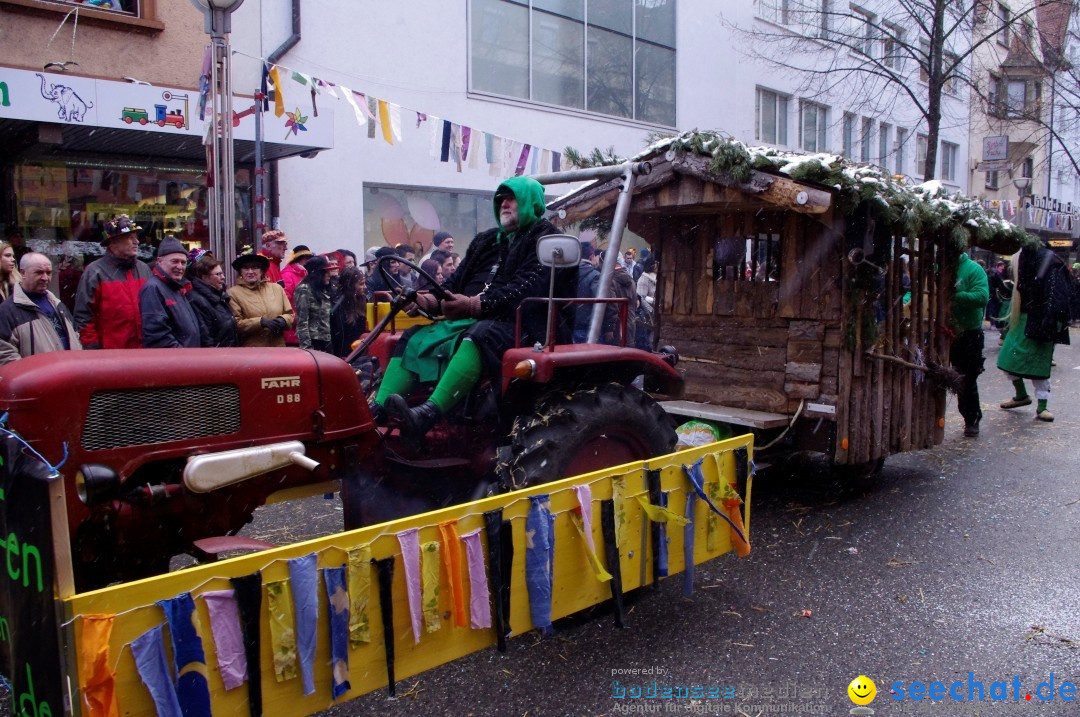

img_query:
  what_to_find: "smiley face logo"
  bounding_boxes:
[848,675,877,705]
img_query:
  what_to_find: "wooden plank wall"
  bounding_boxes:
[831,234,951,465]
[656,211,844,415]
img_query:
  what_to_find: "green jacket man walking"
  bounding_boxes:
[949,252,989,437]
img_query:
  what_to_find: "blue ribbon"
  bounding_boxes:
[323,565,352,699]
[682,458,749,548]
[288,553,319,696]
[156,593,211,717]
[525,495,555,635]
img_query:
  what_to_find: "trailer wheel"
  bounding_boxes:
[496,383,676,491]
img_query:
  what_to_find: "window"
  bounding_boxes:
[941,141,958,182]
[801,101,828,152]
[851,6,876,56]
[988,72,1001,114]
[986,170,999,190]
[1006,79,1027,116]
[916,133,928,176]
[943,53,959,95]
[713,233,782,283]
[919,37,931,83]
[843,112,856,158]
[757,0,791,24]
[883,23,904,70]
[364,185,497,255]
[0,0,160,29]
[896,127,907,174]
[1022,156,1034,178]
[470,0,676,126]
[756,88,789,145]
[878,123,890,166]
[56,0,139,12]
[861,117,874,163]
[997,3,1011,47]
[816,0,833,38]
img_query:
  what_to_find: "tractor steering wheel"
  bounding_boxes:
[344,255,452,363]
[376,255,451,302]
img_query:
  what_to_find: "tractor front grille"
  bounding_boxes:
[81,384,241,451]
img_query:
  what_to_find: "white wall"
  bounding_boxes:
[231,0,971,256]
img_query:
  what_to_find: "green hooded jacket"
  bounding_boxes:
[949,253,990,332]
[493,175,548,241]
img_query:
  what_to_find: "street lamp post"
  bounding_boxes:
[190,0,244,279]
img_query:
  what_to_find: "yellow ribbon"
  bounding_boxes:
[421,541,441,633]
[612,476,628,548]
[347,545,372,646]
[378,99,393,145]
[570,511,612,583]
[635,495,690,526]
[268,66,285,118]
[265,580,298,682]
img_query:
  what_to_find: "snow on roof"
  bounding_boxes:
[624,130,1037,254]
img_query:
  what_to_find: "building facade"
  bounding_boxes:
[233,0,974,258]
[967,0,1078,256]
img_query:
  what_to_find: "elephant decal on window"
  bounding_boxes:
[36,73,93,122]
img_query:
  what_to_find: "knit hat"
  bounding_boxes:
[188,247,210,265]
[156,236,187,258]
[432,231,453,247]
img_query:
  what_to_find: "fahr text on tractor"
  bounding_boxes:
[0,235,683,592]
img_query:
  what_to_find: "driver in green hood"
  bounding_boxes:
[373,176,574,440]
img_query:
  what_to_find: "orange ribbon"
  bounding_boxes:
[78,614,120,717]
[439,521,468,628]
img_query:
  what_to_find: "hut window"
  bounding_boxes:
[713,234,781,283]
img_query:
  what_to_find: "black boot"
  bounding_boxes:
[385,395,441,440]
[368,399,388,427]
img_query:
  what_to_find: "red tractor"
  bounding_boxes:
[0,233,682,592]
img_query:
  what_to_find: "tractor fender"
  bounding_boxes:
[501,344,683,397]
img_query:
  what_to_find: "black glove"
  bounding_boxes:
[271,317,288,333]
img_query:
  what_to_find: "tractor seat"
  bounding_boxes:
[191,536,276,563]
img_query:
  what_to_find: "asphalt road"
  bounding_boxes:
[325,329,1080,716]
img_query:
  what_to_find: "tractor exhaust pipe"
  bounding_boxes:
[183,441,320,493]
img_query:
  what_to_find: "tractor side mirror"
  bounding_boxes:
[536,235,581,268]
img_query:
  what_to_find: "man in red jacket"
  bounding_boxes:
[73,215,152,349]
[258,229,289,285]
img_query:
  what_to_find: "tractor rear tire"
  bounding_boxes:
[496,383,676,491]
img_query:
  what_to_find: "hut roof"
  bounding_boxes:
[550,130,1038,255]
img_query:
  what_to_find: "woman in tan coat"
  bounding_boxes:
[227,254,294,347]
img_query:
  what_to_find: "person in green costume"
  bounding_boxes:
[997,244,1071,422]
[372,176,572,439]
[948,251,989,437]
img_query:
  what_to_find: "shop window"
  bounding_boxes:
[57,0,139,13]
[363,185,499,257]
[713,234,782,283]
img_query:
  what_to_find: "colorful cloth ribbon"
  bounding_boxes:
[268,65,285,117]
[230,572,263,717]
[525,495,555,635]
[323,566,352,699]
[78,614,119,717]
[378,100,394,145]
[374,557,397,697]
[600,500,627,628]
[288,553,319,695]
[265,580,299,682]
[459,528,491,629]
[483,509,511,651]
[439,521,468,628]
[157,593,211,717]
[421,540,442,633]
[397,527,424,644]
[347,545,372,646]
[201,590,247,691]
[570,510,612,582]
[131,625,183,717]
[683,458,749,555]
[635,495,690,526]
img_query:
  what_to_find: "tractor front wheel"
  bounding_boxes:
[496,383,676,491]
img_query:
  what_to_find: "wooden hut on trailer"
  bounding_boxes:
[549,132,1034,472]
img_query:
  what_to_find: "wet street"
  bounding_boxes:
[328,329,1080,716]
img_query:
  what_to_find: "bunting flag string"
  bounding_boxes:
[201,590,247,691]
[287,553,319,696]
[438,521,468,629]
[347,546,373,646]
[421,540,442,633]
[77,614,120,717]
[157,593,212,717]
[131,625,183,717]
[397,527,424,644]
[459,527,491,629]
[525,495,555,635]
[322,566,352,700]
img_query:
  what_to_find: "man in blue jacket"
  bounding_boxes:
[140,236,202,348]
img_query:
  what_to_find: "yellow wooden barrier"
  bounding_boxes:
[62,436,752,716]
